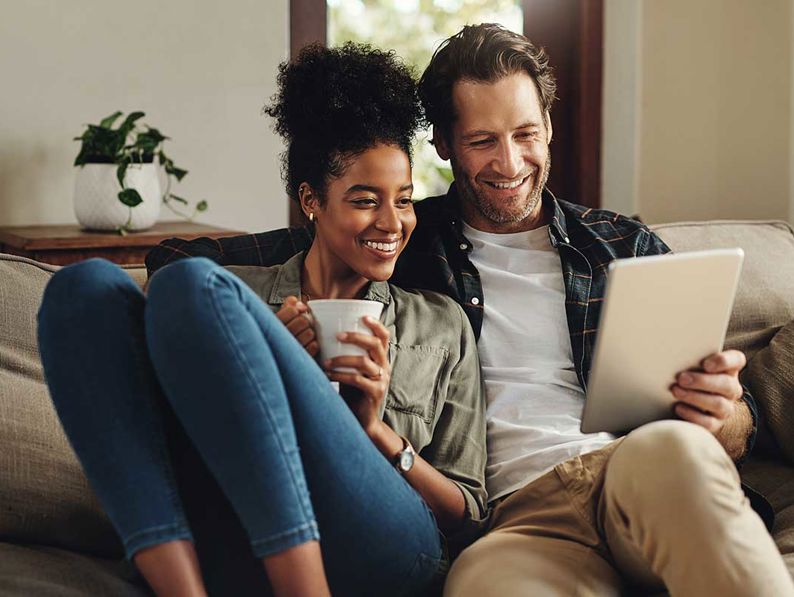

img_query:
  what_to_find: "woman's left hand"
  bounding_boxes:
[324,316,390,435]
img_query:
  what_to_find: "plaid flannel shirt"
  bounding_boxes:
[146,185,758,455]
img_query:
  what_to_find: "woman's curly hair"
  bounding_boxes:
[265,42,422,203]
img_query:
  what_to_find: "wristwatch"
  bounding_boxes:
[394,436,416,475]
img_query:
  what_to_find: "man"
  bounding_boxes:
[146,24,793,595]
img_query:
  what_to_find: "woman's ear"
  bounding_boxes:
[298,183,319,221]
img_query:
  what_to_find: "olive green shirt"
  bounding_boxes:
[226,252,487,543]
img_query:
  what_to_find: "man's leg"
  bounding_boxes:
[444,532,622,597]
[602,420,794,596]
[444,454,624,597]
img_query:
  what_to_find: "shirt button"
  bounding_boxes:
[471,297,480,305]
[564,236,570,243]
[459,243,468,250]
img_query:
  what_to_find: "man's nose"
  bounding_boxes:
[493,140,523,179]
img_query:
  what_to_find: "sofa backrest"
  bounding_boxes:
[0,254,126,557]
[651,220,794,361]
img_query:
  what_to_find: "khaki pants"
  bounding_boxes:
[444,421,793,596]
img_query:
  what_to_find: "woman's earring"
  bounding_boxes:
[308,212,315,223]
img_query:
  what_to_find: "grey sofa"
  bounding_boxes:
[1,219,793,595]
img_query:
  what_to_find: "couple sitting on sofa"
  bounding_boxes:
[37,24,794,597]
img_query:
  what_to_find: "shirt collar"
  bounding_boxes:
[267,251,391,307]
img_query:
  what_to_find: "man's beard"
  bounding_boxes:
[453,153,551,226]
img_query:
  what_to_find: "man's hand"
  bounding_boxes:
[275,296,319,357]
[672,349,747,435]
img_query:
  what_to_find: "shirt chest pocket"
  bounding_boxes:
[386,343,449,424]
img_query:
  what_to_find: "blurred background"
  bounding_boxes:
[1,0,792,233]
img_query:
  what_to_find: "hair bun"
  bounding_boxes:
[267,42,420,148]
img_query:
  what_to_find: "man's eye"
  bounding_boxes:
[469,139,491,147]
[396,197,413,207]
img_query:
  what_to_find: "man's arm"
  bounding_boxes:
[144,227,314,278]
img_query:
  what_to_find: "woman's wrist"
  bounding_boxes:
[366,420,403,460]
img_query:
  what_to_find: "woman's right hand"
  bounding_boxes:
[276,296,319,357]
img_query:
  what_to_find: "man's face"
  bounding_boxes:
[436,72,552,233]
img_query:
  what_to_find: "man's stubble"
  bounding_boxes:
[453,153,551,228]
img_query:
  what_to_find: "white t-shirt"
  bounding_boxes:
[463,223,614,501]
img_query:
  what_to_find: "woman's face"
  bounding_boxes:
[310,144,416,282]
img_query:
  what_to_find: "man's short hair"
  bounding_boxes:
[419,23,557,142]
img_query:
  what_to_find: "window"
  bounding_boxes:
[328,0,523,200]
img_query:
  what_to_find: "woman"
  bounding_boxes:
[37,43,486,597]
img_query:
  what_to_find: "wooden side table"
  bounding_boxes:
[0,222,246,266]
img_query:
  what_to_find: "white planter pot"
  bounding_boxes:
[74,163,162,231]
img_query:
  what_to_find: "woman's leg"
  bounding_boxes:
[146,258,444,597]
[37,259,206,596]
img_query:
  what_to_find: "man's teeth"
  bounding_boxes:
[489,176,528,190]
[364,240,398,252]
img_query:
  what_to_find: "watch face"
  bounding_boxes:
[399,450,415,472]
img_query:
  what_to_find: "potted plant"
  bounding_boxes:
[73,111,207,233]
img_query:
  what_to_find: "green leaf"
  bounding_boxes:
[165,164,188,181]
[168,194,189,205]
[118,188,143,207]
[196,200,208,212]
[143,127,167,144]
[118,111,146,139]
[116,162,128,187]
[99,111,123,129]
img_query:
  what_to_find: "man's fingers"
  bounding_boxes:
[672,386,736,420]
[702,350,746,373]
[674,402,722,434]
[676,371,742,402]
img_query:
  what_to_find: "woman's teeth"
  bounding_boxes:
[364,240,398,252]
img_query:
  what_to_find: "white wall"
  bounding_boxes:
[603,0,793,225]
[601,0,642,218]
[0,0,289,232]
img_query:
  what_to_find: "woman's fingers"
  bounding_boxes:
[275,296,305,325]
[337,328,387,363]
[327,370,387,396]
[325,355,384,378]
[276,296,317,353]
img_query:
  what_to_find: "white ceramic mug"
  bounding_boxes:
[307,299,384,371]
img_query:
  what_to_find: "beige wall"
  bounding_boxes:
[603,0,793,224]
[0,0,289,232]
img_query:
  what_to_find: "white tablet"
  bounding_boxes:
[580,248,744,434]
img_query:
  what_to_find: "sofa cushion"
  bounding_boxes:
[741,459,794,578]
[0,254,122,557]
[0,542,148,596]
[744,321,794,464]
[651,221,794,361]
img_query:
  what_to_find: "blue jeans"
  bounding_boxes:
[37,258,444,596]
